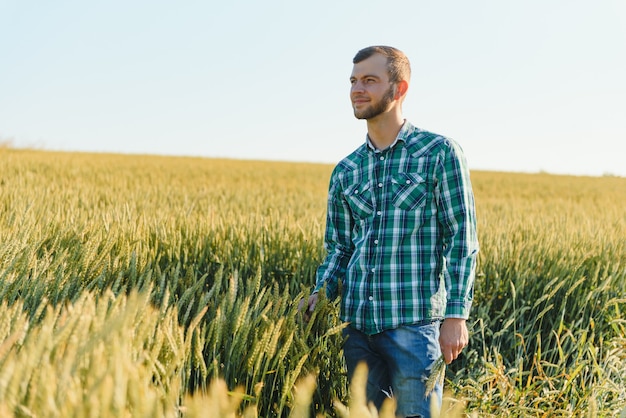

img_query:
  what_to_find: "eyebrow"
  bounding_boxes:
[350,74,382,81]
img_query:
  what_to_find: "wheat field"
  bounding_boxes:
[0,148,625,417]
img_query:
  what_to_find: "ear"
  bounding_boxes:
[394,80,409,100]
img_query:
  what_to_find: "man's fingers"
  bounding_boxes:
[439,318,468,364]
[448,347,464,364]
[441,347,461,365]
[299,294,319,322]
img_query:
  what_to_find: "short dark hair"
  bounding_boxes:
[353,46,411,84]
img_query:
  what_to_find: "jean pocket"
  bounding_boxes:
[391,172,428,211]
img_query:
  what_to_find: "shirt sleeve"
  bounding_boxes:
[436,139,479,319]
[314,167,354,300]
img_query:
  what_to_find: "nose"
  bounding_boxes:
[351,80,365,94]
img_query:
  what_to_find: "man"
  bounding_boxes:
[301,46,479,418]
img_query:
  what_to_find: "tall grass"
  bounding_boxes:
[458,172,626,416]
[0,148,624,416]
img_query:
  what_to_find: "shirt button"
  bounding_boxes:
[377,211,382,216]
[378,182,383,188]
[368,296,374,301]
[379,156,384,161]
[406,180,411,184]
[371,268,375,273]
[374,239,379,245]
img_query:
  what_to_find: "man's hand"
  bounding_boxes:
[438,318,468,364]
[298,293,319,322]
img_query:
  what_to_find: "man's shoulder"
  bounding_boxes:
[332,144,369,174]
[403,124,457,158]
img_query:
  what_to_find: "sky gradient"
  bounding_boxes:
[1,0,625,176]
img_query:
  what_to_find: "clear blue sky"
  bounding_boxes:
[1,0,625,176]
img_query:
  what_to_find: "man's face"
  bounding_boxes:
[350,53,396,120]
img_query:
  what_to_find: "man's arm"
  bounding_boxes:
[436,138,479,363]
[303,168,353,319]
[314,166,355,298]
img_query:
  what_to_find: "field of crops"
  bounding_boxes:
[0,148,625,417]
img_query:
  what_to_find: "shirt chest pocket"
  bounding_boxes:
[391,172,429,211]
[343,180,374,219]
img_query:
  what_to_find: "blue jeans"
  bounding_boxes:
[342,321,443,418]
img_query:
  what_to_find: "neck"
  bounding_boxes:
[366,112,405,150]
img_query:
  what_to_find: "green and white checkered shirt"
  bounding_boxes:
[315,121,479,335]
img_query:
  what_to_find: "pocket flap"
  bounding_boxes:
[391,172,426,186]
[344,180,371,196]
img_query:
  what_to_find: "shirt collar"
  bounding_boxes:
[365,119,411,153]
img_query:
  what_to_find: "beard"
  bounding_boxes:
[353,85,395,120]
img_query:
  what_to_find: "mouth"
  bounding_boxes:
[352,97,369,106]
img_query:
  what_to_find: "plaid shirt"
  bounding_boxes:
[315,121,479,335]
